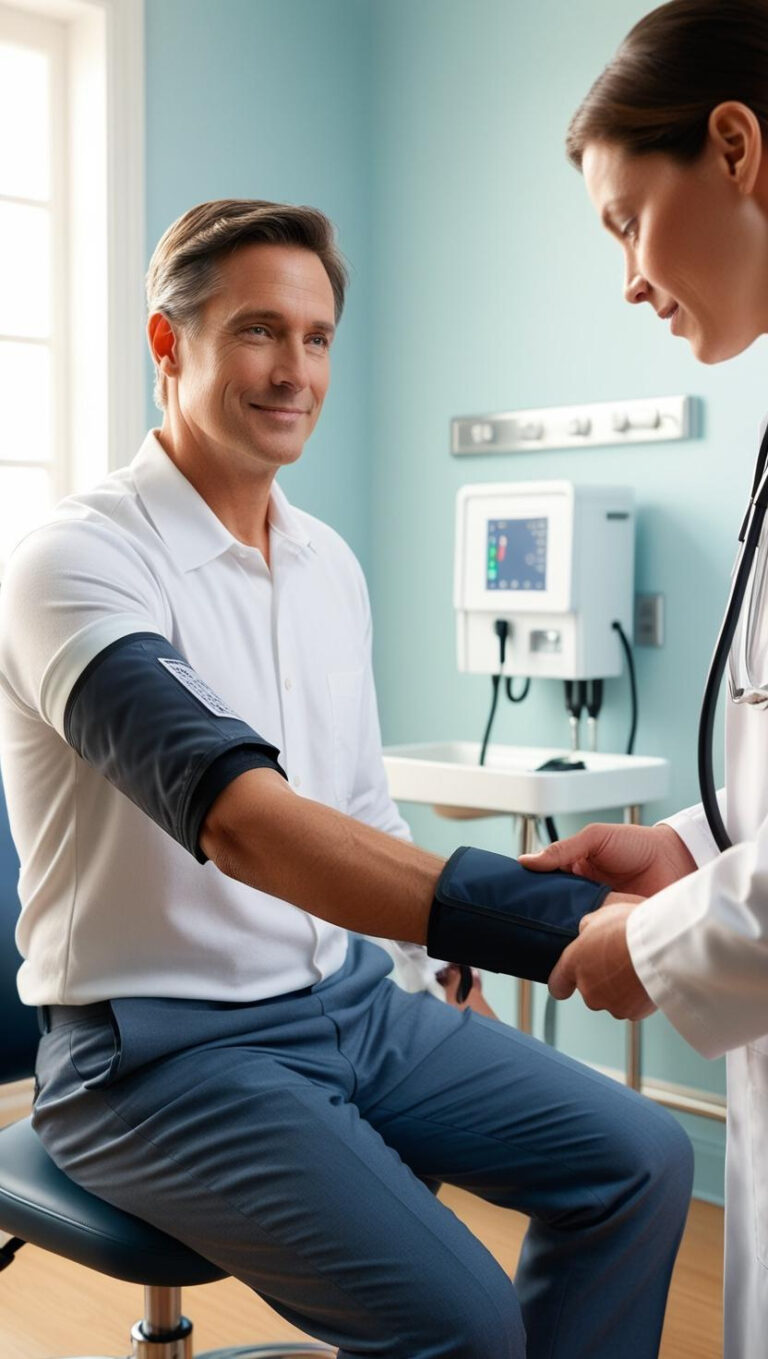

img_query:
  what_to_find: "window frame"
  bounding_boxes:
[0,0,144,521]
[0,3,68,507]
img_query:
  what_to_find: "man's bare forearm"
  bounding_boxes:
[200,767,445,942]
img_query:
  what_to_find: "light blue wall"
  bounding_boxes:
[143,0,768,1203]
[144,0,373,567]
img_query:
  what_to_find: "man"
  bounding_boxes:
[0,199,692,1359]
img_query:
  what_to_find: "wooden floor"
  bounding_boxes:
[0,1187,724,1358]
[0,1081,724,1357]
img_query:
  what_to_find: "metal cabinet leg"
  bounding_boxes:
[626,1021,643,1092]
[622,804,643,1090]
[516,816,538,1034]
[517,980,533,1036]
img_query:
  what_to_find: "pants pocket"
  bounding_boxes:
[68,1013,122,1089]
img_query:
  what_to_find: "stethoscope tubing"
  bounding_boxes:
[699,420,768,853]
[698,496,767,851]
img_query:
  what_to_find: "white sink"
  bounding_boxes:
[382,741,670,818]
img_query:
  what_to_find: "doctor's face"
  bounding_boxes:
[582,137,768,364]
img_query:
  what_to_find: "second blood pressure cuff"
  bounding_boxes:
[63,632,286,863]
[428,846,612,983]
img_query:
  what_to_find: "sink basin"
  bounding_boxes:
[382,741,670,818]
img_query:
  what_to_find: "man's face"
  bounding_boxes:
[171,243,336,470]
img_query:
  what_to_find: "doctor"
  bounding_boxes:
[519,2,768,1356]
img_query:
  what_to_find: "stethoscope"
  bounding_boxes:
[699,422,768,851]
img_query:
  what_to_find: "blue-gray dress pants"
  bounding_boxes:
[32,938,693,1359]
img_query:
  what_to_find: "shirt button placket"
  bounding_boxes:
[280,664,299,787]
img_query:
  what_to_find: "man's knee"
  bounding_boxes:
[405,1271,526,1359]
[644,1107,695,1218]
[608,1100,694,1234]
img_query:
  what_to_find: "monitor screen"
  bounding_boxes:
[486,517,548,591]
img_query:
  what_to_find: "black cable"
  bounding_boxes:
[479,620,509,766]
[478,620,533,764]
[544,815,558,844]
[505,676,531,703]
[479,673,501,767]
[612,621,637,755]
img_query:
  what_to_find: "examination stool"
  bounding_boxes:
[0,783,335,1359]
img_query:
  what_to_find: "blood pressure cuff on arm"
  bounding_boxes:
[63,632,286,863]
[428,846,611,984]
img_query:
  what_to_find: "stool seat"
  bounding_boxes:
[0,1116,226,1287]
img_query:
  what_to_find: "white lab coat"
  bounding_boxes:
[627,610,768,1357]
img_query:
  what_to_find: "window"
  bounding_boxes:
[0,0,144,576]
[0,4,66,571]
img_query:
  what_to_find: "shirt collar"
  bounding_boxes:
[131,431,314,573]
[267,477,315,556]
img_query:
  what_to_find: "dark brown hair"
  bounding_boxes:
[566,0,768,169]
[146,199,348,409]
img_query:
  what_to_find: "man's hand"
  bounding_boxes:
[548,894,656,1021]
[519,821,696,897]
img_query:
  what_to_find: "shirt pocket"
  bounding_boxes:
[328,669,364,811]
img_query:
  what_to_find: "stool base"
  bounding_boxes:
[50,1345,335,1359]
[198,1348,336,1357]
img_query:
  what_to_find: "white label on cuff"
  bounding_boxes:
[157,658,240,719]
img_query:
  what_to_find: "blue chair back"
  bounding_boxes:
[0,780,40,1081]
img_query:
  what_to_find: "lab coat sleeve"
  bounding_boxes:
[627,801,768,1059]
[657,788,727,868]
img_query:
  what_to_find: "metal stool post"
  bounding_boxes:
[130,1285,193,1359]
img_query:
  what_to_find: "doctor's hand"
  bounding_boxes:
[519,821,696,897]
[548,895,657,1021]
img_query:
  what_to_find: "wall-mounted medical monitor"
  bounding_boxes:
[486,517,548,592]
[456,482,574,615]
[454,480,635,678]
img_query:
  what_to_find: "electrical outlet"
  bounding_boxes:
[634,593,664,647]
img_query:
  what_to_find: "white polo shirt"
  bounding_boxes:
[0,431,432,1005]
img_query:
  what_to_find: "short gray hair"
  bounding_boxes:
[146,198,349,409]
